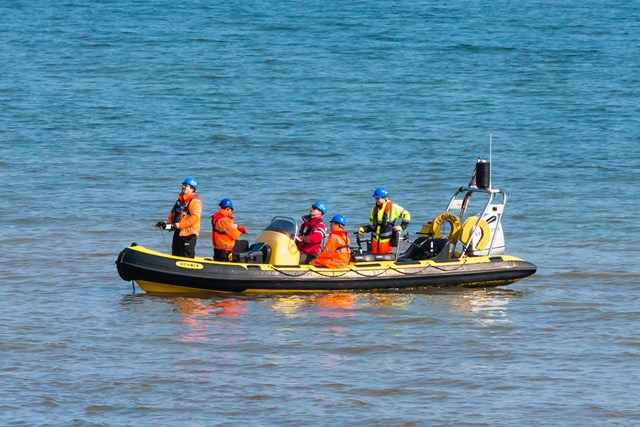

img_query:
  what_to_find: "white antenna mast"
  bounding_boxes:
[489,131,493,190]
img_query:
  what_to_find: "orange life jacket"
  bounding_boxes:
[211,209,241,251]
[310,230,351,269]
[168,194,202,237]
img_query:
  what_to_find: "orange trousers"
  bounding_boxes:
[372,239,392,254]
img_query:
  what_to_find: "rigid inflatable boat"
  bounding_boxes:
[116,161,536,294]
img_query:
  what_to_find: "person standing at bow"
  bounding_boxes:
[358,186,410,254]
[296,201,327,264]
[310,215,351,269]
[156,177,202,258]
[211,198,247,262]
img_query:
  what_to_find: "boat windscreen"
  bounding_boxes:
[264,218,297,236]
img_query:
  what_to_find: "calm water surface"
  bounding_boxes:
[1,1,639,425]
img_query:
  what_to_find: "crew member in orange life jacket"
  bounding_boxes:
[155,178,202,258]
[211,198,248,262]
[310,215,351,269]
[358,186,410,254]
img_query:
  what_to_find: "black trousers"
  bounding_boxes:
[172,233,197,258]
[214,249,232,262]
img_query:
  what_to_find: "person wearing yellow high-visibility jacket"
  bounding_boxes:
[358,186,410,254]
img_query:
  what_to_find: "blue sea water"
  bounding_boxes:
[1,1,639,425]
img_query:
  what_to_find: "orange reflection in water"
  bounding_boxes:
[309,293,358,318]
[211,298,249,318]
[175,297,248,343]
[175,297,248,319]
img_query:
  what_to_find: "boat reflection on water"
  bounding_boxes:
[268,295,307,317]
[175,297,249,320]
[161,292,419,323]
[264,288,525,325]
[362,293,415,308]
[173,297,249,343]
[138,287,526,339]
[122,288,526,347]
[426,288,527,325]
[267,292,416,318]
[263,293,358,318]
[309,293,358,318]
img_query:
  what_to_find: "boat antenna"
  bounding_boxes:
[489,131,492,190]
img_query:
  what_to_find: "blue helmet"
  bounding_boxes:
[312,201,327,214]
[219,198,234,210]
[182,177,198,190]
[372,186,388,198]
[330,214,346,226]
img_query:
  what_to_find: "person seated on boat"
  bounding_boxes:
[295,201,328,264]
[310,215,351,269]
[211,198,248,262]
[357,186,410,254]
[155,177,202,258]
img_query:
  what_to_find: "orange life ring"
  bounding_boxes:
[431,212,461,243]
[460,216,491,251]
